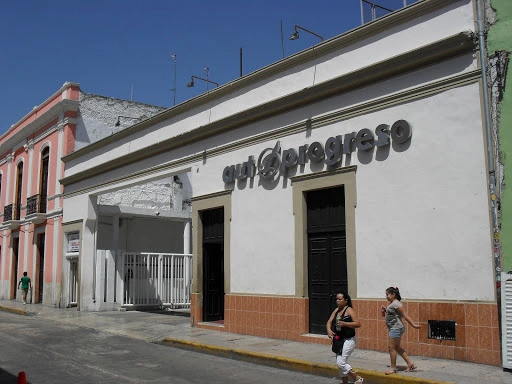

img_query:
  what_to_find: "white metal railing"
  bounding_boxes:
[69,260,78,305]
[121,252,192,307]
[502,272,512,369]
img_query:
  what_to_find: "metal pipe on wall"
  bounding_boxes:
[476,0,500,295]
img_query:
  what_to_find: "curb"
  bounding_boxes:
[0,305,36,316]
[161,338,453,384]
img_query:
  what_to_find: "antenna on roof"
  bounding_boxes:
[131,84,133,101]
[170,54,177,106]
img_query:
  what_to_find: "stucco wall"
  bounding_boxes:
[97,173,192,213]
[62,0,494,303]
[488,0,512,272]
[74,92,165,151]
[193,79,493,300]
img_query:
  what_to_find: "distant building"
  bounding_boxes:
[0,82,166,307]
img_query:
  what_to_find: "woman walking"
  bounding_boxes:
[382,286,421,375]
[326,292,364,384]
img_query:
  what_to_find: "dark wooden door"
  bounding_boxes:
[40,148,49,213]
[15,163,23,220]
[37,233,45,303]
[202,208,224,322]
[307,186,347,334]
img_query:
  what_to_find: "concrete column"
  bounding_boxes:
[107,215,119,304]
[183,219,192,295]
[54,121,65,210]
[4,154,14,299]
[52,216,60,306]
[79,195,98,311]
[0,228,7,297]
[183,220,191,254]
[22,223,30,282]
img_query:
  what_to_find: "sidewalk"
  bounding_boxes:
[1,300,510,384]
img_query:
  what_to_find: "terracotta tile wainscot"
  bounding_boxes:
[190,294,501,366]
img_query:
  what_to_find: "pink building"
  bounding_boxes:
[0,82,165,306]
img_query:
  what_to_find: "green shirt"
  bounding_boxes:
[20,276,31,289]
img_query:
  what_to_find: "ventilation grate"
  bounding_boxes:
[428,320,456,341]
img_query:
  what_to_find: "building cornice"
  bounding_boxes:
[62,67,479,199]
[3,82,79,136]
[191,190,233,203]
[62,0,461,164]
[0,99,79,157]
[61,31,475,188]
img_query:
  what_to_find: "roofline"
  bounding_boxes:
[62,0,458,163]
[0,99,80,156]
[3,82,80,141]
[61,31,476,187]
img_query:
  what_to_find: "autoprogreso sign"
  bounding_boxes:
[222,119,411,183]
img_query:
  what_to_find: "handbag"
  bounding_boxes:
[330,306,355,354]
[331,335,345,354]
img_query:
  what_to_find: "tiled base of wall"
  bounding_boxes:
[191,294,501,366]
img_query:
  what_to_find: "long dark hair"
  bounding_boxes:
[337,291,353,308]
[386,286,402,301]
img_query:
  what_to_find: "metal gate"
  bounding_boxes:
[69,259,78,305]
[502,272,512,369]
[122,252,192,308]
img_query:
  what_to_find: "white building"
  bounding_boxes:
[61,0,501,365]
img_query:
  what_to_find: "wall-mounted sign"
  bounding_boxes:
[68,233,80,253]
[223,119,411,183]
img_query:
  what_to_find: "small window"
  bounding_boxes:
[66,232,80,255]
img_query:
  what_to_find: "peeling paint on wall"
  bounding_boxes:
[98,173,192,213]
[74,92,166,151]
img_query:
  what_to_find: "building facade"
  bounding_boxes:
[61,0,505,366]
[0,82,165,308]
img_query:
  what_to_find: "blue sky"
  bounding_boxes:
[0,0,410,134]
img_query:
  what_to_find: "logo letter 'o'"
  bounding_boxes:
[390,120,412,144]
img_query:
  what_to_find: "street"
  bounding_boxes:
[0,311,338,384]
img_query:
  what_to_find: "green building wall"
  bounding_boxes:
[488,0,512,272]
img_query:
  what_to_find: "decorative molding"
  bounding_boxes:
[0,99,79,156]
[47,193,63,201]
[62,66,479,196]
[61,32,475,190]
[63,157,198,198]
[191,190,233,203]
[290,166,358,184]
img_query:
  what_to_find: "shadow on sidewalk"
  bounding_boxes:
[135,308,190,318]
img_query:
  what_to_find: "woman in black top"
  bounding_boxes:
[326,292,364,384]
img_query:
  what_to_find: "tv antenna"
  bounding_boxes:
[170,54,177,106]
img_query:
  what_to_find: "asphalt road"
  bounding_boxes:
[0,311,338,384]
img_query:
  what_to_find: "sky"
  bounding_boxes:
[0,0,411,134]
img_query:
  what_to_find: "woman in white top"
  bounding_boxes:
[382,286,421,375]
